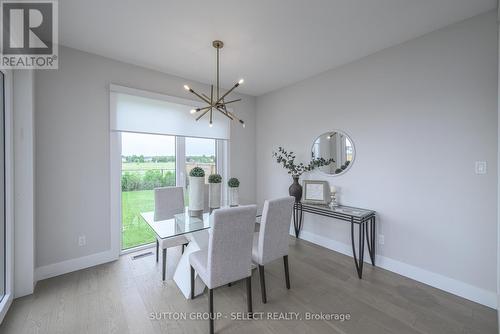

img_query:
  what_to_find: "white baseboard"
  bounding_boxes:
[35,250,118,282]
[297,230,497,309]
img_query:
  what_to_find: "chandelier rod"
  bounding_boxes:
[216,47,220,101]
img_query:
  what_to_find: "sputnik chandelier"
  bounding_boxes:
[183,40,245,128]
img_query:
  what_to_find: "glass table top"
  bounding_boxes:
[300,203,375,218]
[140,211,211,240]
[141,206,263,240]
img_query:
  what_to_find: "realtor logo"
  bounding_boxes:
[0,0,58,69]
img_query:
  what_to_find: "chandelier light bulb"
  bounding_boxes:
[190,109,196,114]
[184,85,190,91]
[209,122,213,128]
[238,79,244,85]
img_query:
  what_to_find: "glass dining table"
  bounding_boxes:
[140,208,262,299]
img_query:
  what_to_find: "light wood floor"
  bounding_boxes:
[1,238,497,334]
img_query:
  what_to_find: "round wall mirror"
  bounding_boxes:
[311,130,355,176]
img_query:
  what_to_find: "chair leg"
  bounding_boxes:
[283,255,291,289]
[190,266,195,299]
[162,248,166,281]
[209,289,214,334]
[258,265,267,304]
[182,243,188,254]
[156,240,159,262]
[246,276,253,318]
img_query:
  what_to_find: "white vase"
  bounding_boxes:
[188,176,204,216]
[228,187,239,207]
[208,183,221,209]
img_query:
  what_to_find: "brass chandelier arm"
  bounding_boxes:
[215,107,234,120]
[188,87,212,105]
[195,106,212,112]
[196,108,210,121]
[226,110,245,126]
[214,82,240,105]
[219,98,241,105]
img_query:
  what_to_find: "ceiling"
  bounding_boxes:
[60,0,496,96]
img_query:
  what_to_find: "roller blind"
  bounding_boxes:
[110,85,230,140]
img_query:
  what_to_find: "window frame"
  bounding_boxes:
[0,69,13,324]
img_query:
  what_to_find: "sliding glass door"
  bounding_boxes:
[0,71,5,302]
[121,132,176,250]
[120,133,221,251]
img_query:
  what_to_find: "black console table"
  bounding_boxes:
[293,202,376,279]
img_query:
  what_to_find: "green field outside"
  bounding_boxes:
[122,190,156,249]
[121,159,215,249]
[122,161,175,171]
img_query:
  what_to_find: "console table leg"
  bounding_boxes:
[351,219,365,279]
[371,217,376,265]
[293,204,303,238]
[359,221,365,277]
[365,217,376,266]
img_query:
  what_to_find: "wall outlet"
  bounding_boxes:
[78,235,86,247]
[378,234,385,245]
[475,161,487,174]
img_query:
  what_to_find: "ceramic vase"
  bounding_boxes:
[188,176,204,216]
[228,187,239,207]
[288,176,302,203]
[208,183,221,209]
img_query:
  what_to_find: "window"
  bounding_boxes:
[121,132,176,249]
[185,137,216,183]
[120,134,222,250]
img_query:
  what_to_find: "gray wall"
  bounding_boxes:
[35,46,256,268]
[256,11,497,301]
[13,70,35,297]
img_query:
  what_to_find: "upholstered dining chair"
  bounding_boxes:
[252,196,295,303]
[189,205,257,334]
[154,187,188,281]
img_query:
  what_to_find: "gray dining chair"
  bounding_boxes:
[189,205,257,334]
[252,196,294,303]
[154,186,189,281]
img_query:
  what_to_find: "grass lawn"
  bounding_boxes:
[122,190,156,249]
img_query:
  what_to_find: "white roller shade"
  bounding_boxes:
[110,85,230,140]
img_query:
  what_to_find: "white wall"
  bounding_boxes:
[13,70,35,297]
[256,11,498,307]
[34,46,256,274]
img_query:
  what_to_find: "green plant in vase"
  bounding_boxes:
[272,147,334,202]
[208,173,222,209]
[188,167,205,216]
[228,177,240,206]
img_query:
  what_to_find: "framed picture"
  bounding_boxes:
[302,180,330,205]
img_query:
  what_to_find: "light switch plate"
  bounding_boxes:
[475,161,487,175]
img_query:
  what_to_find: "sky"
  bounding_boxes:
[121,132,216,156]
